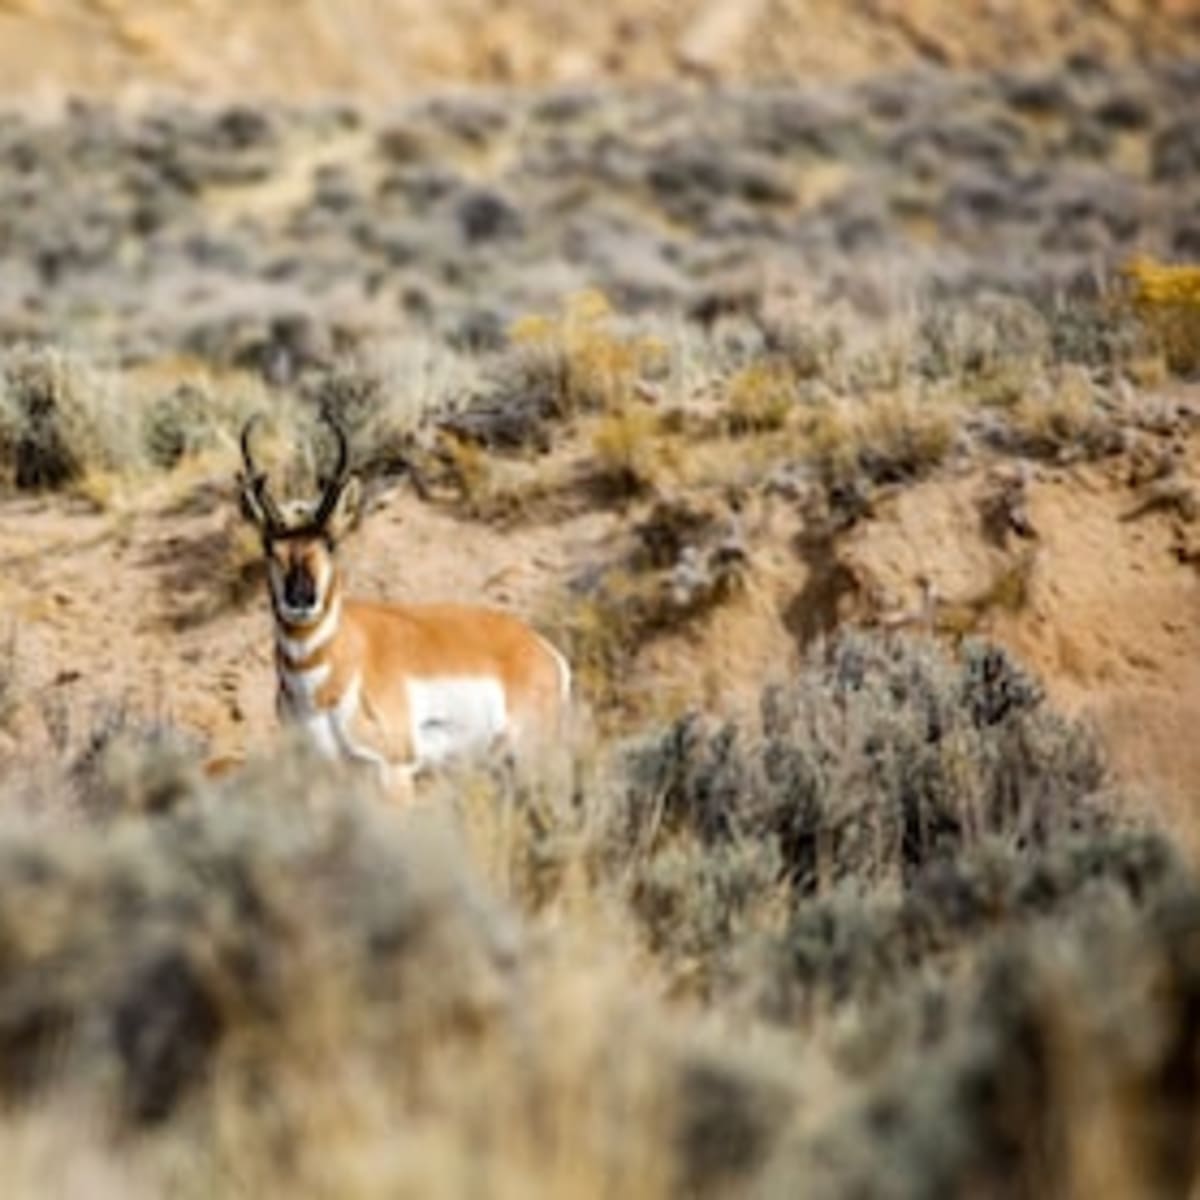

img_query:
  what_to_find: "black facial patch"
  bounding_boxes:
[282,561,317,610]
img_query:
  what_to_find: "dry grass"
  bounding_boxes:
[0,348,142,494]
[0,635,1195,1197]
[589,404,679,498]
[722,360,796,436]
[802,385,958,491]
[1005,365,1121,461]
[509,291,669,421]
[0,347,288,504]
[0,625,17,732]
[547,497,748,725]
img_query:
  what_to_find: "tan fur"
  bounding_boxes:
[316,596,565,759]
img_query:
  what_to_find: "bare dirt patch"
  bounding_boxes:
[838,416,1200,841]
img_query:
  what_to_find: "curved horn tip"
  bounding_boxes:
[240,411,267,437]
[240,412,268,460]
[319,405,349,479]
[238,414,287,534]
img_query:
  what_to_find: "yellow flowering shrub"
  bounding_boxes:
[1123,257,1200,376]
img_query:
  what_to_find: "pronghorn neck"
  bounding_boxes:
[275,574,343,669]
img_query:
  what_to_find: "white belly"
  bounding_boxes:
[279,669,509,780]
[406,676,508,766]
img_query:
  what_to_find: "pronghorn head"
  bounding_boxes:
[239,409,361,624]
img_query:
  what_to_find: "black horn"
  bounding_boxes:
[311,407,351,530]
[239,413,264,476]
[239,414,286,536]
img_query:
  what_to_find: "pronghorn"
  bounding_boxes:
[238,410,571,796]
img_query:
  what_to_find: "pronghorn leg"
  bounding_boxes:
[384,761,419,806]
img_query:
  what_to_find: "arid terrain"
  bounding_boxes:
[2,0,1199,97]
[3,4,1200,1198]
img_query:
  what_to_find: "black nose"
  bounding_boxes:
[283,566,316,610]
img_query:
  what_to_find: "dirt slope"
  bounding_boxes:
[1,0,1198,99]
[4,396,1200,842]
[843,431,1200,842]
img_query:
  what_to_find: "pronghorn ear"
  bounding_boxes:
[326,474,362,542]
